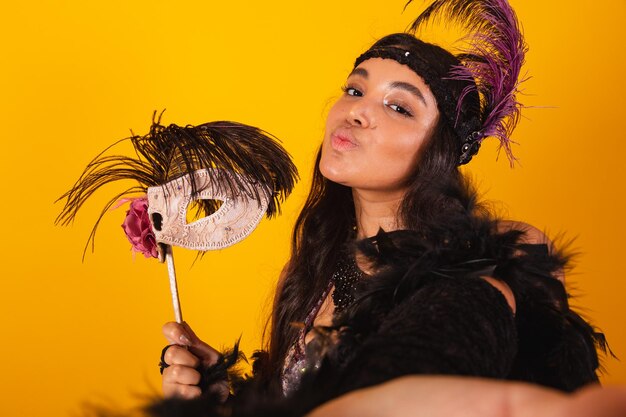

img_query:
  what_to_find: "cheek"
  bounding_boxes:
[382,129,425,166]
[369,132,425,185]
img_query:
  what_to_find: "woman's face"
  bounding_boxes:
[319,58,439,194]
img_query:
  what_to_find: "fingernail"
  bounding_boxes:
[179,334,191,345]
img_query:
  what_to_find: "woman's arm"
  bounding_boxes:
[307,376,626,417]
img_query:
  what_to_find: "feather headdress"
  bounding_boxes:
[406,0,528,164]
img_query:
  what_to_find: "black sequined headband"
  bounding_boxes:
[354,46,483,165]
[354,0,527,166]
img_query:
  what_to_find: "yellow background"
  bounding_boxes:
[1,1,625,416]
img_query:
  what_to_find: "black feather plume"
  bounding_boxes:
[56,111,298,256]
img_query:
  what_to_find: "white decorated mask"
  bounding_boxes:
[147,168,269,253]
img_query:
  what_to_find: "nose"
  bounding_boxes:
[347,97,373,128]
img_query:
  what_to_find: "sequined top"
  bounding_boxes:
[332,256,365,312]
[280,257,365,395]
[280,281,333,395]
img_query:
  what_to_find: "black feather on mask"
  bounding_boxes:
[56,111,299,258]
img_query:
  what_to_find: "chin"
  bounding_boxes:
[319,143,358,187]
[319,162,350,187]
[319,165,339,183]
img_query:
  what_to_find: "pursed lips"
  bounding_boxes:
[330,129,359,151]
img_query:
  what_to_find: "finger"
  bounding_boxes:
[179,322,221,366]
[162,322,222,366]
[188,339,221,367]
[162,322,193,346]
[163,382,202,400]
[163,345,201,368]
[162,364,201,386]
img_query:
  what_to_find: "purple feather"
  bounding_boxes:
[407,0,528,165]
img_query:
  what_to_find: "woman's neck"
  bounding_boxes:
[352,188,404,239]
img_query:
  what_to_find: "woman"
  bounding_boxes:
[157,0,610,415]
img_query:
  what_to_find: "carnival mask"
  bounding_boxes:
[147,168,269,255]
[57,117,298,322]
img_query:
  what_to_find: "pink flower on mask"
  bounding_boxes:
[121,197,158,258]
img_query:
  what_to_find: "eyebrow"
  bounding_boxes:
[390,81,427,106]
[348,67,428,106]
[349,67,369,78]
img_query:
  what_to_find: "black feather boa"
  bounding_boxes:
[141,210,607,417]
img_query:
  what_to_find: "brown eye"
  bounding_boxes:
[387,103,413,117]
[342,86,363,97]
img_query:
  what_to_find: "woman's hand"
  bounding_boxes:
[161,322,229,401]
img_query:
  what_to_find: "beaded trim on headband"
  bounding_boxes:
[459,130,485,165]
[354,47,482,165]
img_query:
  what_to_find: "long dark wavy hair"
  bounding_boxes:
[260,33,482,386]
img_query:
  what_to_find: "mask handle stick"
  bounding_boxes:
[164,244,183,323]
